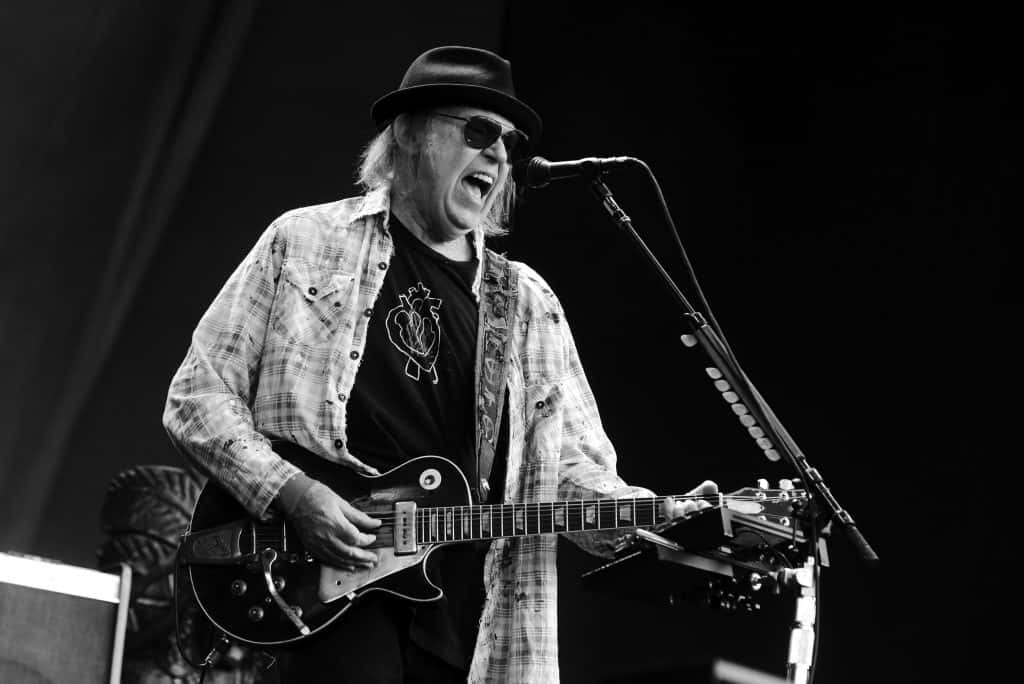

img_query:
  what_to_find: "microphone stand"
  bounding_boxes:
[585,167,878,683]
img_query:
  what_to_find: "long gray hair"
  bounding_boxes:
[356,113,517,237]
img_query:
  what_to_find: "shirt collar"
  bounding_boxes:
[352,185,391,221]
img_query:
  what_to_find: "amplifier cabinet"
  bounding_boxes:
[0,551,130,684]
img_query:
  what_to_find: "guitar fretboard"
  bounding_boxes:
[415,497,674,544]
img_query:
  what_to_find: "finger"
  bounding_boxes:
[669,499,698,519]
[321,540,378,565]
[339,499,382,530]
[686,480,719,497]
[344,545,377,565]
[324,536,377,565]
[304,540,353,568]
[662,498,681,518]
[333,514,378,548]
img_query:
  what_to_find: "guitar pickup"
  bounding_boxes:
[393,502,417,555]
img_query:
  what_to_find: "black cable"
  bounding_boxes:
[631,158,741,368]
[173,557,217,678]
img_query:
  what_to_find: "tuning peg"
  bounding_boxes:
[756,478,769,489]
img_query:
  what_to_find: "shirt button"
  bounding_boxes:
[364,308,373,317]
[535,401,546,409]
[377,262,388,270]
[308,287,318,296]
[334,438,344,449]
[337,392,347,402]
[350,350,360,360]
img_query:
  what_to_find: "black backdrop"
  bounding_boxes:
[0,2,1010,682]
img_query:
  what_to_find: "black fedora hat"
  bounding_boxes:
[371,45,542,144]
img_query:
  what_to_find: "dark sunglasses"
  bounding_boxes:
[430,112,528,159]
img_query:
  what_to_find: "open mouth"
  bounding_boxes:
[462,172,495,202]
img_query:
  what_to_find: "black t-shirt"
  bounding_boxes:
[345,214,504,671]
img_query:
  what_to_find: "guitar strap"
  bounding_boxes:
[473,248,518,504]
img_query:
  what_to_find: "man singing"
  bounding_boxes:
[164,45,716,683]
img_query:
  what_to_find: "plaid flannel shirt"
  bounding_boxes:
[163,187,654,682]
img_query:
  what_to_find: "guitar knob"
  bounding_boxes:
[756,478,769,490]
[779,479,794,490]
[230,579,247,596]
[273,576,286,591]
[290,605,303,618]
[247,606,265,622]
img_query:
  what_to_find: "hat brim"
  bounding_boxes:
[371,83,542,146]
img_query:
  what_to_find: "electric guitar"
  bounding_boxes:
[180,441,807,646]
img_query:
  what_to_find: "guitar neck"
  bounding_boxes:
[415,496,685,544]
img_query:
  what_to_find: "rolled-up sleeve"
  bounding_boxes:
[163,221,300,520]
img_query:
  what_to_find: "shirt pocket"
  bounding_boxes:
[272,258,355,344]
[523,382,562,463]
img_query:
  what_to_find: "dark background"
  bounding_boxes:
[1,2,1010,682]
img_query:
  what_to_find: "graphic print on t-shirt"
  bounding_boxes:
[385,281,443,383]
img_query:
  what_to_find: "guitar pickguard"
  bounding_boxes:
[319,546,441,604]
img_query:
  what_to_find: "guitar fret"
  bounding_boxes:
[617,499,633,526]
[645,498,655,526]
[553,502,566,531]
[409,496,673,547]
[599,499,615,529]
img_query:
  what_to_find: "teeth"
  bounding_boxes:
[466,172,494,199]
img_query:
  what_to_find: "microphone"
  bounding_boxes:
[513,156,634,189]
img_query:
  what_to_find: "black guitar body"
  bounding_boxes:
[185,443,472,646]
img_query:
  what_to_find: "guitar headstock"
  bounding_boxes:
[723,478,809,528]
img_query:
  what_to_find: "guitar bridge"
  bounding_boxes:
[393,502,418,555]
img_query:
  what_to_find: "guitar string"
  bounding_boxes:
[351,494,800,522]
[251,494,801,529]
[251,495,802,544]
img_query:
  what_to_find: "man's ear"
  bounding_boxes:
[391,112,420,152]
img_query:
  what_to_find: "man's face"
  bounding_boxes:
[406,105,515,242]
